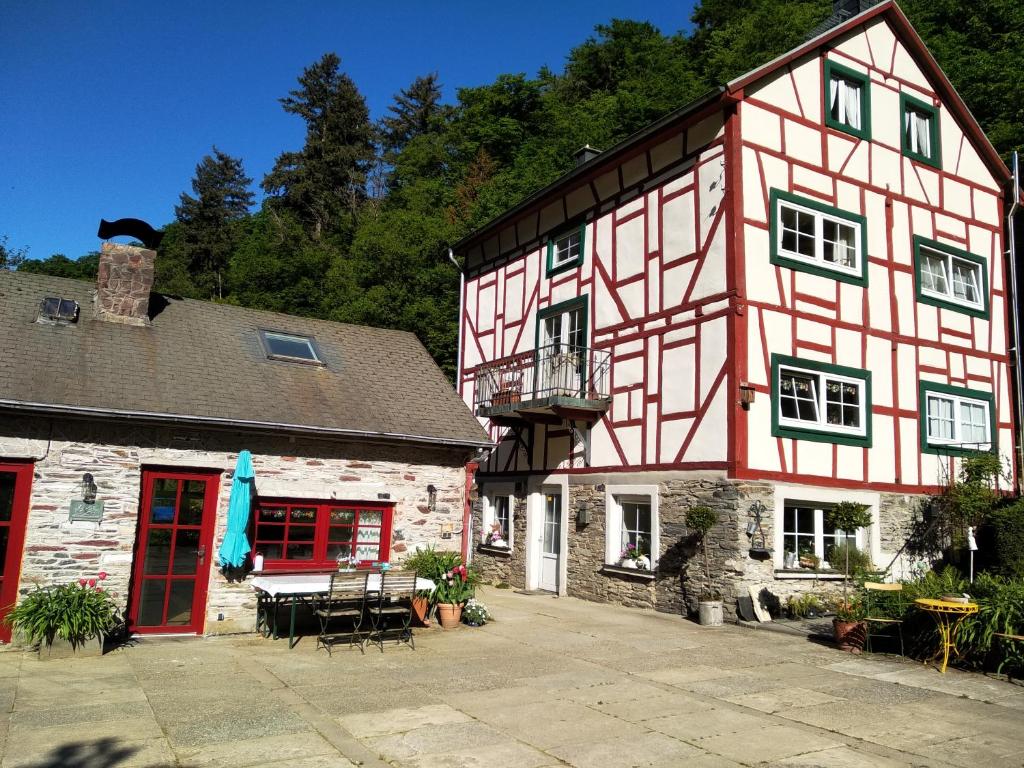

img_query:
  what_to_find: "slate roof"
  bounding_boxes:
[0,270,490,449]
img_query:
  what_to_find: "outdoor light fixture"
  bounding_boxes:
[427,484,437,512]
[81,473,97,504]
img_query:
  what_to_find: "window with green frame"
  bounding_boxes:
[913,236,988,318]
[771,354,872,447]
[900,92,941,168]
[770,189,868,286]
[824,59,871,140]
[546,222,586,277]
[919,381,995,456]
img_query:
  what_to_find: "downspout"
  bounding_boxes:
[1007,152,1022,493]
[461,460,478,564]
[448,247,465,398]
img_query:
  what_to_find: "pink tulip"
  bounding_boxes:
[88,579,97,587]
[97,572,107,580]
[78,579,87,586]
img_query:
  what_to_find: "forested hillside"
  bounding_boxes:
[16,0,1023,379]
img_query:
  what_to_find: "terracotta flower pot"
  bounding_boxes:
[411,595,432,627]
[437,602,463,629]
[832,618,866,652]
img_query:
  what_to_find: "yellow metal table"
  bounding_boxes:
[914,598,978,673]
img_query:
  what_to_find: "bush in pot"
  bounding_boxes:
[686,505,722,626]
[5,574,120,657]
[824,502,873,650]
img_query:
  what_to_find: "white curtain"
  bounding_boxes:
[906,110,931,156]
[830,77,861,130]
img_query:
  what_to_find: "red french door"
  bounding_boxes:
[0,463,32,643]
[129,469,220,634]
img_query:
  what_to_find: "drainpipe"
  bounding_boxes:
[448,247,465,398]
[1007,152,1022,493]
[461,461,478,564]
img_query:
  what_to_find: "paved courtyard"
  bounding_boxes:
[0,589,1022,768]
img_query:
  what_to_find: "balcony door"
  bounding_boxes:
[0,463,32,643]
[129,469,220,634]
[539,302,586,397]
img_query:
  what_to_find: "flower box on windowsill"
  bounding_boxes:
[601,564,656,581]
[477,544,512,558]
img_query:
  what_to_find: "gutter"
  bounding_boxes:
[1008,151,1022,492]
[448,248,466,398]
[0,399,493,451]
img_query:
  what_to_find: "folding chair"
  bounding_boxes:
[314,571,368,655]
[366,571,417,653]
[864,581,905,656]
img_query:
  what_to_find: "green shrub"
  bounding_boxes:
[827,543,873,576]
[402,546,479,602]
[5,578,120,648]
[988,501,1024,578]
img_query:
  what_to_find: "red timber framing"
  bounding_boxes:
[458,1,1016,495]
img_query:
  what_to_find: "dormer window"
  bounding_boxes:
[37,297,79,324]
[546,223,586,277]
[259,330,321,364]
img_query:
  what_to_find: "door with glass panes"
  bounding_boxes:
[539,491,561,592]
[0,463,32,643]
[129,470,219,634]
[540,305,585,397]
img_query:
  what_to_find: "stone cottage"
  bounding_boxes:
[0,241,490,640]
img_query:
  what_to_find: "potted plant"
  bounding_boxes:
[491,374,523,407]
[403,546,441,626]
[434,564,476,628]
[686,505,722,626]
[5,573,120,659]
[618,542,650,570]
[462,598,491,627]
[830,593,866,652]
[824,501,873,649]
[483,521,508,548]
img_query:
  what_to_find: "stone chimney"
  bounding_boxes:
[96,242,155,325]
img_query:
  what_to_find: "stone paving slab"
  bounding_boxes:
[2,589,1023,768]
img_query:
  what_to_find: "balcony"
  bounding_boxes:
[473,344,612,424]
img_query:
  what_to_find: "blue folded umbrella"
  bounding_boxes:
[218,450,254,568]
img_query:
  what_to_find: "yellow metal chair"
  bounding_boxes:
[863,582,905,656]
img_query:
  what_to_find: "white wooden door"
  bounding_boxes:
[541,309,584,396]
[539,492,561,592]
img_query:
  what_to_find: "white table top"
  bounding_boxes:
[251,572,434,597]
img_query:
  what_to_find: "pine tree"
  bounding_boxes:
[262,53,375,241]
[173,148,253,299]
[380,73,444,160]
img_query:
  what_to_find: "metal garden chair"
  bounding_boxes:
[314,571,369,655]
[863,581,905,656]
[366,571,418,653]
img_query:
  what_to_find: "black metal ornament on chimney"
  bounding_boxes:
[97,218,164,250]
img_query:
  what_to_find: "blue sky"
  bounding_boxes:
[1,2,695,261]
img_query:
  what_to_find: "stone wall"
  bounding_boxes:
[470,493,527,588]
[0,414,469,635]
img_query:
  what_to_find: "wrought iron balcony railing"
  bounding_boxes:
[473,344,612,414]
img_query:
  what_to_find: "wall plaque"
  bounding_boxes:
[69,500,104,523]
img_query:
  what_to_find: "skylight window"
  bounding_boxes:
[259,330,321,364]
[37,297,79,324]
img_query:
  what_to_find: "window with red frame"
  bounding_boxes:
[252,501,393,570]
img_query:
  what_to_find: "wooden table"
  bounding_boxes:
[251,572,435,648]
[914,598,979,673]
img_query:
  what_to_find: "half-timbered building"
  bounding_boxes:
[455,0,1019,617]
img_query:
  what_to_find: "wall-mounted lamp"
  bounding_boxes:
[739,385,756,410]
[81,473,97,504]
[427,484,437,512]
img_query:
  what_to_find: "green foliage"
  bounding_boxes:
[988,500,1024,578]
[462,598,491,625]
[828,542,873,576]
[0,235,27,271]
[403,547,479,603]
[829,593,865,622]
[786,592,825,618]
[17,252,99,280]
[5,580,120,648]
[825,502,872,533]
[685,505,719,537]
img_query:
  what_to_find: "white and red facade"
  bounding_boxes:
[456,3,1018,614]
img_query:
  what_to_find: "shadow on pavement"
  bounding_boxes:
[21,737,140,768]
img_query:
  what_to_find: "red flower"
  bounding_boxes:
[88,579,97,587]
[98,571,107,580]
[78,578,87,586]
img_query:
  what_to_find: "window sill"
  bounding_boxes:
[774,569,846,580]
[601,564,656,581]
[477,544,512,557]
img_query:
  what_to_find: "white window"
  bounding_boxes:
[829,74,863,131]
[924,391,991,449]
[918,245,984,311]
[550,228,582,270]
[604,486,659,569]
[904,106,933,159]
[776,199,861,276]
[781,503,864,570]
[777,364,866,437]
[482,493,513,548]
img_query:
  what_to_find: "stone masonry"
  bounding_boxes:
[473,474,930,621]
[0,414,469,635]
[96,242,155,325]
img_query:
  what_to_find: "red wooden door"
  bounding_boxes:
[0,463,32,644]
[129,469,219,634]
